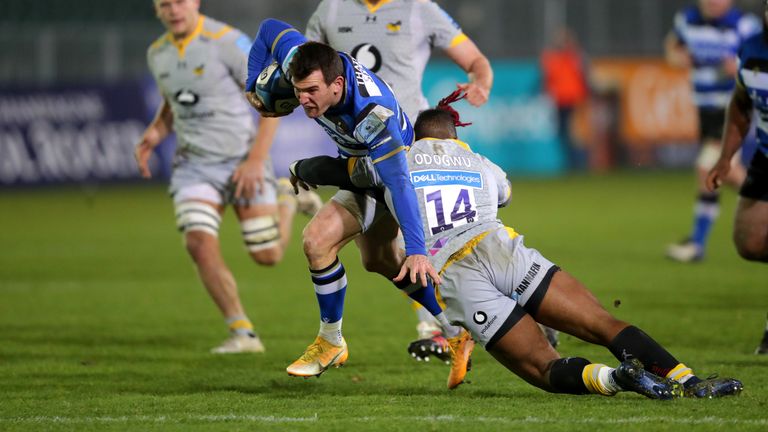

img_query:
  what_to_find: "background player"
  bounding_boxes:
[305,0,495,358]
[245,19,468,379]
[136,0,321,354]
[706,0,768,354]
[665,0,760,262]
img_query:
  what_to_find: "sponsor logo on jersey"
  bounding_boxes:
[338,26,353,33]
[515,262,541,297]
[413,153,472,168]
[410,170,483,188]
[351,43,382,73]
[386,21,402,34]
[174,89,200,106]
[159,72,170,80]
[473,311,487,325]
[479,313,498,335]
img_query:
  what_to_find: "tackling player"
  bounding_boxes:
[245,19,471,380]
[665,0,760,262]
[293,91,745,397]
[305,0,497,359]
[135,0,321,354]
[706,0,768,355]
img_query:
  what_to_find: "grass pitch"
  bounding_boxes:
[1,171,767,431]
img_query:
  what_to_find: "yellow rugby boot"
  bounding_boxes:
[447,329,475,389]
[286,336,348,377]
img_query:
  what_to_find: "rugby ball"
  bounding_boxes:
[253,62,299,115]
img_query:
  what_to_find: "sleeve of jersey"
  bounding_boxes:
[366,118,426,256]
[421,1,466,49]
[479,154,512,207]
[246,18,307,92]
[220,31,252,87]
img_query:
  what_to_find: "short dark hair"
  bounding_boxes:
[289,41,343,85]
[414,109,458,141]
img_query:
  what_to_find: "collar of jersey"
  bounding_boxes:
[359,0,393,14]
[419,137,472,151]
[166,15,205,59]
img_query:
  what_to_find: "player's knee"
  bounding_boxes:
[183,231,216,263]
[249,247,283,266]
[302,221,338,261]
[734,238,768,262]
[241,216,281,260]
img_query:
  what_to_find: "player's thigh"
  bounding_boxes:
[534,270,627,345]
[354,212,402,277]
[487,311,560,391]
[733,198,768,260]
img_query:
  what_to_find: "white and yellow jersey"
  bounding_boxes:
[147,15,255,162]
[306,0,467,120]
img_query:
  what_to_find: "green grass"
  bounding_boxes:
[1,171,767,431]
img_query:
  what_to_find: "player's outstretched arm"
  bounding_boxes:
[135,98,172,179]
[707,84,752,192]
[445,38,493,107]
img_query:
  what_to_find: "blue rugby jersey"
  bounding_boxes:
[246,18,425,257]
[673,6,760,108]
[737,33,768,157]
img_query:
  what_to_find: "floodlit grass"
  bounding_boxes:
[1,171,767,431]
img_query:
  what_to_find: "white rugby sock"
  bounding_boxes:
[318,319,343,346]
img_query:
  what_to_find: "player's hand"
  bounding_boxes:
[393,254,441,287]
[705,158,731,192]
[245,92,292,118]
[134,128,161,179]
[289,173,317,194]
[232,158,265,201]
[457,82,489,107]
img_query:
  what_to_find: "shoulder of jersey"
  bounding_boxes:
[742,32,765,53]
[199,16,237,42]
[148,33,170,55]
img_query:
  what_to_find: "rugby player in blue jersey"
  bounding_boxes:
[245,19,470,381]
[706,0,768,355]
[665,0,760,262]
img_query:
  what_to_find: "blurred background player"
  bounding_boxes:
[665,0,760,262]
[246,19,461,378]
[135,0,321,354]
[305,0,494,359]
[540,27,590,170]
[706,0,768,355]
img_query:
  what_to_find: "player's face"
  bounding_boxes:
[292,70,344,118]
[154,0,200,38]
[698,0,732,19]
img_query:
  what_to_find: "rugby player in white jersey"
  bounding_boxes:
[135,0,321,354]
[305,0,512,360]
[665,0,759,262]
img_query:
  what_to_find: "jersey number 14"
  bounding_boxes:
[422,185,477,235]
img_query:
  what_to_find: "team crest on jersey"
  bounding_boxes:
[174,89,200,106]
[351,43,382,73]
[193,64,205,76]
[386,21,402,34]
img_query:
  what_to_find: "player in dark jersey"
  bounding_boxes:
[665,0,759,262]
[706,0,768,355]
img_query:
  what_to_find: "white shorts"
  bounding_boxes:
[170,157,277,207]
[438,227,559,349]
[330,189,389,233]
